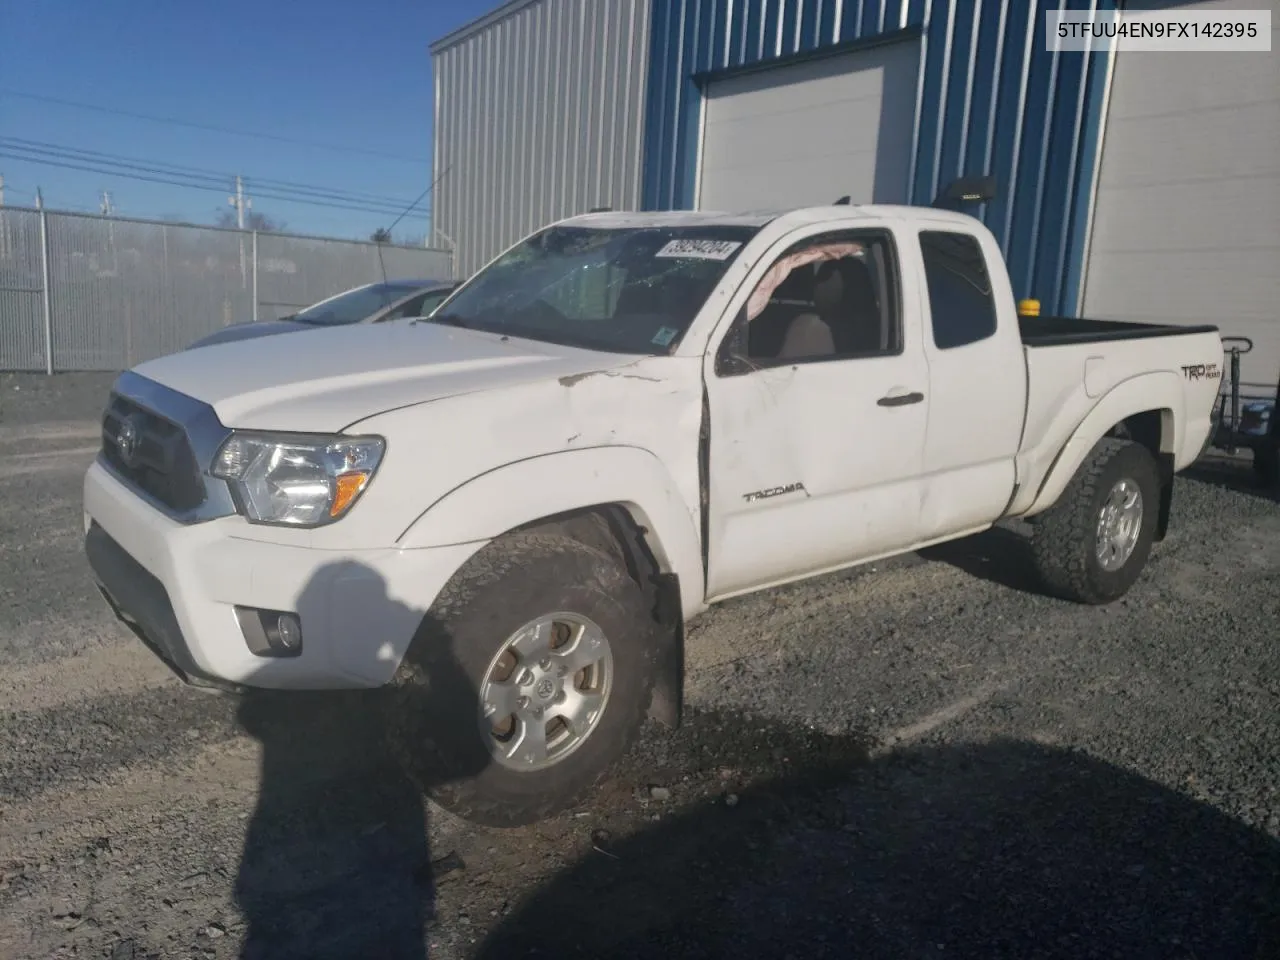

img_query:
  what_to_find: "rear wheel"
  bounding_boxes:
[383,532,658,827]
[1031,437,1161,605]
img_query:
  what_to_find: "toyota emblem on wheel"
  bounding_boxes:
[115,416,140,468]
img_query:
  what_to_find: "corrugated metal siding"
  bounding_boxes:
[431,0,654,278]
[642,0,1118,314]
[1082,0,1280,395]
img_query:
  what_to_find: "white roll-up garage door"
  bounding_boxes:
[1081,0,1280,395]
[695,39,921,214]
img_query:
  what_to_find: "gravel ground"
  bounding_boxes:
[1,371,1277,960]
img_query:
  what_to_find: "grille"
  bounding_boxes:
[101,394,206,512]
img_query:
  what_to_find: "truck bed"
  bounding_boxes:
[1014,317,1225,497]
[1020,315,1219,347]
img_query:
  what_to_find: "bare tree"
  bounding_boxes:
[370,227,393,243]
[215,209,287,233]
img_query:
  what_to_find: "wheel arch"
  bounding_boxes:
[510,503,686,728]
[1023,372,1184,530]
[397,446,702,600]
[1105,408,1176,540]
[396,447,702,728]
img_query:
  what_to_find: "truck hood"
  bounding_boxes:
[131,320,637,432]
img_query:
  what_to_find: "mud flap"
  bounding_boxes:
[1155,453,1175,541]
[645,572,685,729]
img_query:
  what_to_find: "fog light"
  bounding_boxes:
[235,606,304,658]
[274,613,303,653]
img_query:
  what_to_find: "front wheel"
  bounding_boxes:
[383,532,658,828]
[1030,437,1161,605]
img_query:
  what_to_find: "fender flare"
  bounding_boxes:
[397,445,705,619]
[1024,371,1183,518]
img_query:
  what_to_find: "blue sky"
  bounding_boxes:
[0,0,493,243]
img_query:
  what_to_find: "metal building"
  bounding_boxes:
[429,0,654,277]
[431,0,1279,391]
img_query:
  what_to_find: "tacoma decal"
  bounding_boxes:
[742,482,807,503]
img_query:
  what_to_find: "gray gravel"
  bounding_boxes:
[0,372,1277,959]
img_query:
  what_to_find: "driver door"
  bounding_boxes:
[703,227,929,600]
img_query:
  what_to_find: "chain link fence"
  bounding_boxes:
[0,206,454,372]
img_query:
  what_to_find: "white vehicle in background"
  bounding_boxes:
[185,278,460,349]
[83,183,1223,826]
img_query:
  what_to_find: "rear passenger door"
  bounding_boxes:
[915,227,1027,541]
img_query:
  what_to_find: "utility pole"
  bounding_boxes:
[38,187,53,374]
[0,173,6,208]
[229,175,251,288]
[228,175,251,229]
[100,191,118,273]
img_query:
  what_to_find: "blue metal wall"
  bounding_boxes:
[641,0,1118,314]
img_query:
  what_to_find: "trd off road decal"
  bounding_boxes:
[1181,363,1221,381]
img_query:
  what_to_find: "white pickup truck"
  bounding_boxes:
[83,198,1223,825]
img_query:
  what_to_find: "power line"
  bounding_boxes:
[0,146,424,217]
[3,136,421,206]
[0,141,432,218]
[0,137,425,210]
[0,175,90,211]
[387,163,451,235]
[0,148,431,220]
[0,88,429,165]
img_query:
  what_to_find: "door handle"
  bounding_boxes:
[877,390,925,407]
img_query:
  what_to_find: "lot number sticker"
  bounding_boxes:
[654,239,743,261]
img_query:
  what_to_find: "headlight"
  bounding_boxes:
[211,432,385,526]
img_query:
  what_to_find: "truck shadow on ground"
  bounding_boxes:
[233,690,431,960]
[478,732,1280,959]
[231,563,488,960]
[917,524,1045,596]
[223,566,1280,960]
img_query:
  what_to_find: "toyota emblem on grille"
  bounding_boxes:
[115,416,141,467]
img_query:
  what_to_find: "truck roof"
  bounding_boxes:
[561,203,984,233]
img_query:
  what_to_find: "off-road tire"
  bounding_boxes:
[383,532,658,828]
[1031,437,1161,605]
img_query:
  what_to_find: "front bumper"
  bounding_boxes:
[84,459,482,690]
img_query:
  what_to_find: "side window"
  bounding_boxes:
[722,232,900,371]
[381,293,429,322]
[416,290,451,316]
[919,230,997,350]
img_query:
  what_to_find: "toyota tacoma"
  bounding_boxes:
[84,199,1224,826]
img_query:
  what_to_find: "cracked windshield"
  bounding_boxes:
[430,224,759,353]
[4,0,1276,957]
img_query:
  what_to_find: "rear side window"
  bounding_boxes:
[919,231,997,349]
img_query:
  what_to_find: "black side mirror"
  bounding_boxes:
[715,308,753,376]
[934,175,997,209]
